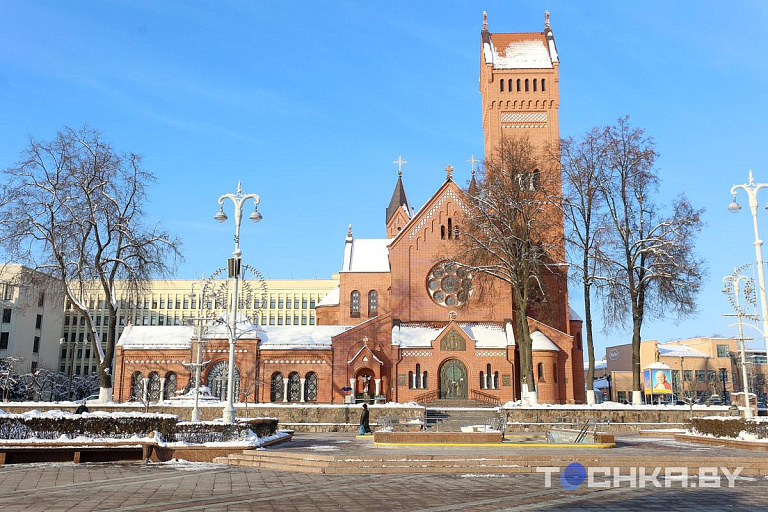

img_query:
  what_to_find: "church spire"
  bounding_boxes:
[386,156,411,224]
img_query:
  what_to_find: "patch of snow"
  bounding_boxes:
[317,286,340,307]
[459,474,510,478]
[341,239,390,273]
[306,445,339,452]
[530,331,559,352]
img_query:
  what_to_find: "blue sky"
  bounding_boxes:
[2,1,768,358]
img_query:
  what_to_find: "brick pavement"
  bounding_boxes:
[1,433,767,511]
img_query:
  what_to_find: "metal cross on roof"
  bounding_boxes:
[445,164,453,181]
[467,154,480,173]
[393,155,407,177]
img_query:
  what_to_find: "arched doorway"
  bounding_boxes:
[439,359,468,399]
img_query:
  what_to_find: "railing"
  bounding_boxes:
[574,418,597,444]
[471,389,501,406]
[414,390,439,404]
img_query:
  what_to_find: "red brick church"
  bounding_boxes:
[113,12,585,405]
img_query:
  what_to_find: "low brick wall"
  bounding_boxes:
[502,406,733,433]
[374,431,503,444]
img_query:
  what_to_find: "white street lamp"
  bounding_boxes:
[729,171,768,353]
[215,181,262,424]
[722,271,755,418]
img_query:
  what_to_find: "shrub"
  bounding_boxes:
[174,418,278,443]
[690,417,768,440]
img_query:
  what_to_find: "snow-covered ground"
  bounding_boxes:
[502,400,730,410]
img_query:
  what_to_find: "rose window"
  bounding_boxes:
[426,261,472,307]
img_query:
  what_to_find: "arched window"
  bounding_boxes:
[368,290,378,317]
[350,291,361,318]
[130,371,143,401]
[454,226,460,239]
[447,218,453,239]
[305,372,318,402]
[531,170,540,191]
[493,371,499,390]
[479,371,485,389]
[408,371,414,389]
[533,78,538,92]
[423,371,428,389]
[537,362,544,381]
[541,78,546,92]
[147,372,161,402]
[288,372,302,402]
[270,372,284,402]
[441,225,446,239]
[516,79,521,91]
[207,361,240,401]
[508,78,513,92]
[525,79,529,92]
[500,80,504,92]
[164,372,177,399]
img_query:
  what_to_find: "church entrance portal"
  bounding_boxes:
[439,359,467,399]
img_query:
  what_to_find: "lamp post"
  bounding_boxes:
[729,171,768,353]
[215,181,262,424]
[185,280,212,422]
[59,337,81,401]
[722,271,755,418]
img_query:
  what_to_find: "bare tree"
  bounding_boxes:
[461,135,564,399]
[559,128,610,404]
[597,117,705,404]
[0,126,182,401]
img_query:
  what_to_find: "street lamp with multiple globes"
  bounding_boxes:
[214,181,262,424]
[729,171,768,353]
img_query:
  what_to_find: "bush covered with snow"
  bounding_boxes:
[0,410,177,440]
[690,417,768,440]
[175,418,277,443]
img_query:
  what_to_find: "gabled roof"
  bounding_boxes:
[658,344,709,359]
[392,322,514,349]
[317,286,340,307]
[386,174,411,224]
[481,12,559,70]
[347,344,384,365]
[258,325,352,350]
[117,325,193,349]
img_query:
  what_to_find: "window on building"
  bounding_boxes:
[301,316,307,325]
[537,362,544,381]
[309,316,315,325]
[1,332,10,350]
[310,298,316,308]
[3,309,12,323]
[96,316,101,326]
[707,370,716,383]
[270,297,276,309]
[91,366,96,375]
[684,370,693,382]
[270,372,284,402]
[716,344,730,358]
[183,298,189,309]
[158,315,164,326]
[60,364,66,373]
[525,78,529,91]
[277,316,283,325]
[719,368,728,383]
[541,78,546,91]
[286,297,292,309]
[350,291,361,318]
[695,370,706,382]
[80,316,85,326]
[150,315,157,326]
[175,299,181,309]
[152,299,157,308]
[285,316,291,325]
[305,372,318,402]
[119,316,125,326]
[33,336,40,353]
[617,391,627,403]
[368,290,378,316]
[61,348,67,360]
[269,316,275,325]
[78,333,84,343]
[516,78,521,91]
[35,314,42,329]
[508,78,513,91]
[278,298,284,309]
[302,298,308,309]
[533,78,538,92]
[294,299,300,309]
[294,316,299,325]
[37,292,45,307]
[75,366,81,375]
[500,80,504,92]
[85,348,90,359]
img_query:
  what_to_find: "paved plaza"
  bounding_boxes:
[1,434,767,511]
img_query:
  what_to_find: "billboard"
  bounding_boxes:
[644,368,673,395]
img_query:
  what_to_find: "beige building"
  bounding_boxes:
[0,265,64,374]
[60,276,340,376]
[602,337,768,404]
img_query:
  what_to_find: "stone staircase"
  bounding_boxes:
[214,450,768,475]
[423,400,502,432]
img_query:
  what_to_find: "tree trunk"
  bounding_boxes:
[584,281,596,404]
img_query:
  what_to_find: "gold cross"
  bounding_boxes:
[445,164,453,180]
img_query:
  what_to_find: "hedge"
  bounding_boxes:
[690,417,768,440]
[0,413,278,443]
[0,413,177,441]
[175,418,278,443]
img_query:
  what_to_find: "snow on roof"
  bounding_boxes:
[203,313,262,340]
[342,239,390,273]
[117,325,193,349]
[644,361,671,370]
[658,344,709,358]
[530,331,559,352]
[317,286,340,307]
[584,359,607,371]
[258,325,351,351]
[392,322,514,349]
[484,34,554,69]
[569,306,582,322]
[347,345,384,365]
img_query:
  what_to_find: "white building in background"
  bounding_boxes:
[0,264,64,374]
